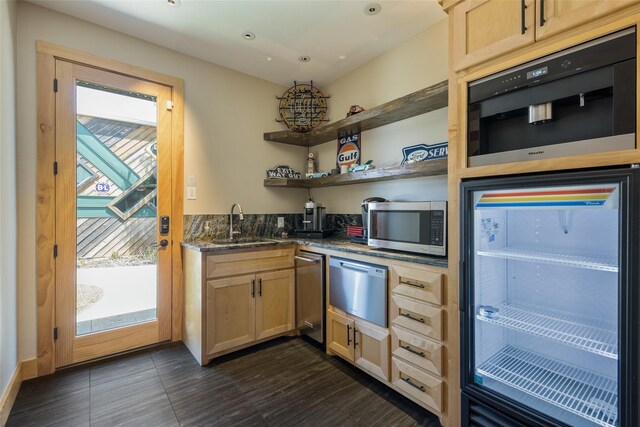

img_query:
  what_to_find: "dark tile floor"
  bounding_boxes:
[7,337,442,427]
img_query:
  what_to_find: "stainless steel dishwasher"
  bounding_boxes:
[329,257,388,327]
[295,251,325,345]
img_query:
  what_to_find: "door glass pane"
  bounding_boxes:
[472,184,619,427]
[75,81,158,336]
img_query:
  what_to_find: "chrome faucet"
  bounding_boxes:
[229,203,245,240]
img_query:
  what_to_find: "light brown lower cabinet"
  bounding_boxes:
[392,356,443,413]
[327,309,390,381]
[183,246,295,365]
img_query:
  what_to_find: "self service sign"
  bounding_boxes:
[337,132,361,169]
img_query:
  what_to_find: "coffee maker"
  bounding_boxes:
[296,201,333,238]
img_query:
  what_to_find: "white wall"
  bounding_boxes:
[0,0,18,397]
[313,19,449,213]
[16,2,308,360]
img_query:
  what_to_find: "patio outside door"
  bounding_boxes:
[54,61,173,366]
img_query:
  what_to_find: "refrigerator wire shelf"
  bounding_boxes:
[476,302,618,359]
[477,247,618,272]
[477,346,618,427]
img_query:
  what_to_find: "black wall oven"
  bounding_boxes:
[468,27,636,167]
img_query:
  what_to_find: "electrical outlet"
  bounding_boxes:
[187,187,196,200]
[204,221,211,232]
[277,217,285,228]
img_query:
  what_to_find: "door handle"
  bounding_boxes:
[159,239,169,248]
[400,312,425,323]
[353,327,358,349]
[258,278,262,297]
[251,279,255,298]
[520,0,527,34]
[401,344,425,358]
[401,376,426,392]
[346,325,352,346]
[539,0,545,26]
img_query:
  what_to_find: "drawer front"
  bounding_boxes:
[206,247,294,278]
[391,325,443,376]
[391,265,443,306]
[392,356,443,413]
[391,294,443,340]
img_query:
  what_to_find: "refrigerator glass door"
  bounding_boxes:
[471,183,619,427]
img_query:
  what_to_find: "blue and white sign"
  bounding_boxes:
[401,142,448,165]
[95,182,111,193]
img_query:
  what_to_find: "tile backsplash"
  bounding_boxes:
[184,213,362,241]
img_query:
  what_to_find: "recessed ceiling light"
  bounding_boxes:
[267,57,272,61]
[364,3,381,15]
[338,55,346,60]
[298,56,311,63]
[242,31,256,40]
[167,0,181,7]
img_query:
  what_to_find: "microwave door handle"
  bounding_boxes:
[339,262,370,273]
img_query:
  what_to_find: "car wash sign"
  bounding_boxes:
[337,132,361,169]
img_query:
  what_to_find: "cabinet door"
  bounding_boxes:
[327,310,355,361]
[452,0,535,71]
[536,0,639,40]
[354,320,390,381]
[207,274,256,355]
[255,269,295,340]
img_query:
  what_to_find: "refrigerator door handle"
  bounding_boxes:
[459,260,466,312]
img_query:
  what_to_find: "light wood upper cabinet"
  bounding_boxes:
[255,269,295,340]
[452,0,639,71]
[536,0,640,40]
[452,0,535,71]
[206,274,256,354]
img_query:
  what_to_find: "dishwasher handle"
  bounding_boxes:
[295,255,320,264]
[338,261,371,273]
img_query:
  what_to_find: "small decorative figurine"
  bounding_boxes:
[307,152,317,175]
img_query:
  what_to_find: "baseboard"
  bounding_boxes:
[0,362,23,427]
[20,359,37,381]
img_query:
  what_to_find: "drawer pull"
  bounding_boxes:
[401,344,425,358]
[400,312,425,323]
[403,281,425,289]
[401,375,425,392]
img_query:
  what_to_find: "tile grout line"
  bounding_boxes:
[150,352,183,427]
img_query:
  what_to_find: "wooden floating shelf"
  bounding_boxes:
[263,158,448,188]
[264,80,448,147]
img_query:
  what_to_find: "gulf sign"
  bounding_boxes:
[337,132,361,169]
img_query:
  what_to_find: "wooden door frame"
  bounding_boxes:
[36,41,184,376]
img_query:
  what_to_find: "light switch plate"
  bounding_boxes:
[277,217,285,228]
[187,175,196,187]
[187,187,196,200]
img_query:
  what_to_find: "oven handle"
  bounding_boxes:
[295,255,319,264]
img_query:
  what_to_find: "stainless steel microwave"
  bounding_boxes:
[467,27,636,167]
[367,201,446,256]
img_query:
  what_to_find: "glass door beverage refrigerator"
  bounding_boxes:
[460,167,639,427]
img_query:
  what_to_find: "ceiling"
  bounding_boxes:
[27,0,447,87]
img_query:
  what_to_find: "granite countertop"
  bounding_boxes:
[182,237,448,268]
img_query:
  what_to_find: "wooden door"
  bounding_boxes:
[354,320,390,380]
[536,0,639,40]
[255,269,295,340]
[452,0,535,71]
[55,61,173,366]
[326,310,355,361]
[206,274,256,354]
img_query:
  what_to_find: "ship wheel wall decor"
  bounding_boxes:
[276,81,330,133]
